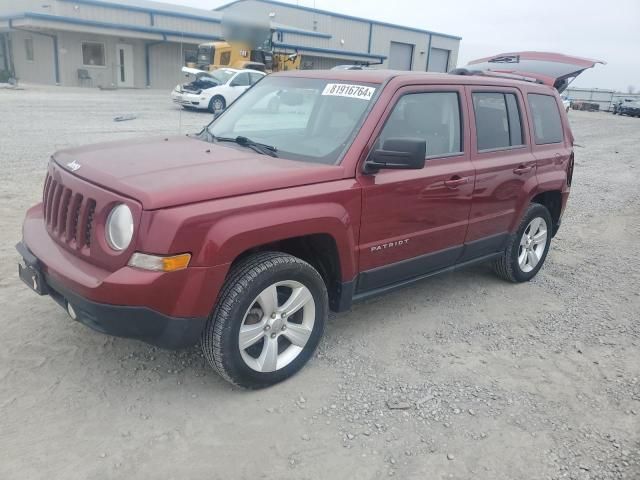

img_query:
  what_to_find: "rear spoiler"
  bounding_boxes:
[456,52,605,93]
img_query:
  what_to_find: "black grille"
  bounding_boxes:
[42,172,95,249]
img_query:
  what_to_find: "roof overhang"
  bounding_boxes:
[1,12,222,43]
[273,42,386,62]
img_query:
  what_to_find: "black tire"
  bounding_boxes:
[208,95,226,113]
[494,203,553,283]
[202,252,328,389]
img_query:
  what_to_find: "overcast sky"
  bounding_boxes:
[174,0,638,92]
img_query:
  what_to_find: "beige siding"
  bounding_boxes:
[370,24,428,70]
[153,14,221,37]
[10,30,56,85]
[54,2,151,27]
[148,41,198,90]
[430,36,459,71]
[56,31,148,88]
[223,0,370,55]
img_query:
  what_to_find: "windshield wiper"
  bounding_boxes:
[214,135,278,157]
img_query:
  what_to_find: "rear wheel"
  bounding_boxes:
[494,203,552,283]
[202,252,328,388]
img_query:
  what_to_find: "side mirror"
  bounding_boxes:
[364,138,426,174]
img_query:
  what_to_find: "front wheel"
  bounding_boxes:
[202,252,328,388]
[208,95,226,113]
[494,203,552,283]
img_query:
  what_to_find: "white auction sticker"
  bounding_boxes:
[321,83,375,100]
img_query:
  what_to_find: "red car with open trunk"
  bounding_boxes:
[17,52,602,388]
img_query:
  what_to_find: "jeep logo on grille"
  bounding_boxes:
[66,160,81,172]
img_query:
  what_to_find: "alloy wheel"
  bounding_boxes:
[238,280,316,373]
[518,217,547,273]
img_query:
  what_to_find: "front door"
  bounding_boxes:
[116,44,134,88]
[226,71,251,103]
[357,85,474,293]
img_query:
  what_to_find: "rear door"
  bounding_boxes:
[357,84,474,292]
[464,86,537,253]
[526,92,572,196]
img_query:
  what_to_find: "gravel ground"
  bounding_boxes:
[1,85,638,480]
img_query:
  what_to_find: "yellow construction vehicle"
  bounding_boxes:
[190,40,300,73]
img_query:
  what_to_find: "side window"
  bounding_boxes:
[378,92,462,158]
[231,72,250,87]
[219,51,231,66]
[472,92,524,151]
[249,72,263,85]
[25,38,34,61]
[528,94,563,144]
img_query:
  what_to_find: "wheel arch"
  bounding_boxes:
[530,190,563,236]
[230,233,347,311]
[193,202,359,312]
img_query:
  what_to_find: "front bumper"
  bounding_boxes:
[171,90,205,108]
[17,204,230,349]
[17,241,207,348]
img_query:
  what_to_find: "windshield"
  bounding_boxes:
[204,69,235,85]
[207,76,379,164]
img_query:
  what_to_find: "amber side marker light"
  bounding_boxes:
[128,252,191,272]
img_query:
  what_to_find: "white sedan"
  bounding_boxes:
[171,67,265,113]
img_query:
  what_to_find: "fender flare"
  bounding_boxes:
[196,202,359,282]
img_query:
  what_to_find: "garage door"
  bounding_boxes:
[428,48,450,72]
[388,42,413,70]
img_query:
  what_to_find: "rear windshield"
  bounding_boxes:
[208,76,379,164]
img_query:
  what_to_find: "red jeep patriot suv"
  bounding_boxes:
[17,52,602,388]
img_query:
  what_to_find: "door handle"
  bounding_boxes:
[444,176,469,188]
[513,165,534,175]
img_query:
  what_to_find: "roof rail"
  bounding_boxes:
[448,68,544,85]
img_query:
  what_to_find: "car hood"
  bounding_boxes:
[53,136,345,210]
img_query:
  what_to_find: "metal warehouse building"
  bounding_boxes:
[216,0,461,72]
[0,0,461,89]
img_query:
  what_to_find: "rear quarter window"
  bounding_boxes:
[528,94,564,144]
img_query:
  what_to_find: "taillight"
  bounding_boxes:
[567,151,575,187]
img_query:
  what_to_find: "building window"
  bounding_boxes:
[184,48,197,65]
[25,38,34,62]
[82,42,105,66]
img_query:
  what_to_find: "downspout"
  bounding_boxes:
[425,33,432,71]
[145,33,166,88]
[0,33,8,71]
[10,19,60,85]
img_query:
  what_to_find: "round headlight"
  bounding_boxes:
[105,204,133,251]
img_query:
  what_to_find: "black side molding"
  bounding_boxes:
[352,252,502,304]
